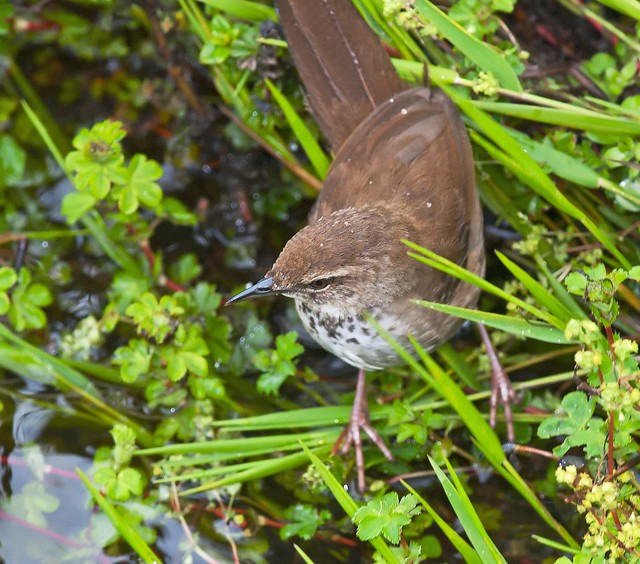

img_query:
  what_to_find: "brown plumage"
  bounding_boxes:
[227,0,485,490]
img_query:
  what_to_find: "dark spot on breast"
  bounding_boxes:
[348,324,355,332]
[346,337,359,344]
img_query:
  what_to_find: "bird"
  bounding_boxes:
[226,0,485,491]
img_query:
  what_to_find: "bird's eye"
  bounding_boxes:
[309,278,333,290]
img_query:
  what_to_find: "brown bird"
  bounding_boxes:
[227,0,485,491]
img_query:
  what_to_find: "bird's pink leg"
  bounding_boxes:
[478,323,518,442]
[332,368,394,492]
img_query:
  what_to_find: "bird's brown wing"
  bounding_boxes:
[310,88,481,272]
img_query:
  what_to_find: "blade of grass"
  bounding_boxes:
[532,535,581,554]
[404,239,565,326]
[302,445,400,563]
[472,101,640,135]
[293,544,315,564]
[401,481,481,563]
[437,343,480,389]
[433,457,506,562]
[137,430,338,456]
[208,405,374,430]
[265,79,331,179]
[415,0,522,92]
[414,301,572,344]
[0,324,154,446]
[506,129,640,206]
[181,445,332,494]
[495,251,577,322]
[198,0,277,20]
[77,468,158,563]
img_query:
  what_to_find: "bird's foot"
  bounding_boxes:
[478,323,520,442]
[331,369,394,492]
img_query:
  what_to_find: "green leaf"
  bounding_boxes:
[538,391,607,458]
[506,129,600,189]
[117,154,163,214]
[353,492,421,544]
[473,101,640,136]
[0,267,17,290]
[113,340,152,383]
[0,293,9,315]
[0,134,26,187]
[415,0,522,92]
[276,331,305,360]
[4,482,60,528]
[280,504,331,540]
[25,283,52,307]
[61,192,98,223]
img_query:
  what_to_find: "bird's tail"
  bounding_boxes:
[275,0,404,150]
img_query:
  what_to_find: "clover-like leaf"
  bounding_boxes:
[7,268,52,331]
[538,391,606,458]
[114,154,163,214]
[353,492,421,545]
[113,339,153,383]
[2,482,60,528]
[280,504,331,541]
[253,331,303,395]
[94,466,145,502]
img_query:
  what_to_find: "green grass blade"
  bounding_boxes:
[431,458,507,562]
[535,257,587,320]
[76,468,159,564]
[532,534,581,554]
[293,544,316,564]
[0,324,154,446]
[209,405,382,430]
[198,0,276,20]
[595,0,640,21]
[302,445,401,563]
[137,430,338,456]
[505,129,599,188]
[404,240,563,326]
[473,101,640,135]
[265,79,330,179]
[181,445,332,493]
[401,481,481,563]
[414,301,572,344]
[415,0,522,92]
[495,251,576,322]
[437,343,480,389]
[506,129,640,206]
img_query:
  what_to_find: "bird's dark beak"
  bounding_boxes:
[226,276,276,305]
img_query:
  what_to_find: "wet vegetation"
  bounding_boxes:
[1,0,639,562]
